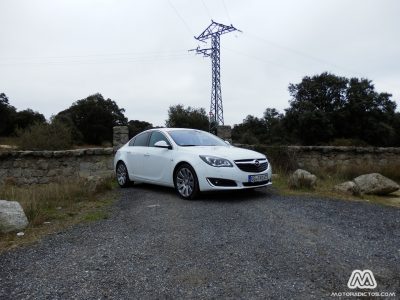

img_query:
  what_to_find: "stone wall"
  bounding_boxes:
[0,126,130,185]
[240,145,400,172]
[1,140,399,185]
[0,148,114,185]
[289,146,400,170]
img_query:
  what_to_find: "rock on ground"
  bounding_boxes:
[353,173,400,195]
[288,169,317,189]
[334,181,361,196]
[84,175,103,193]
[0,200,28,233]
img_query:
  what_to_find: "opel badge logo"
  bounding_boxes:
[254,160,260,167]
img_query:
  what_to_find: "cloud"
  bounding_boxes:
[0,0,399,125]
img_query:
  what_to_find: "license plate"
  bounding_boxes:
[248,174,269,183]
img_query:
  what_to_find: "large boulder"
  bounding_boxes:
[334,181,361,196]
[288,169,317,189]
[0,200,29,233]
[353,173,400,195]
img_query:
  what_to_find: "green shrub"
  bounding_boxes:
[238,130,259,145]
[16,121,72,150]
[254,145,298,174]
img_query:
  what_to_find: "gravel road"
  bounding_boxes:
[1,185,399,299]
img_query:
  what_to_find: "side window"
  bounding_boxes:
[149,131,171,147]
[133,132,150,147]
[128,138,135,146]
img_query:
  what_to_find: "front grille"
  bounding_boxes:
[234,159,268,173]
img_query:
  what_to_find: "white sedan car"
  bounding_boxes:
[114,128,272,199]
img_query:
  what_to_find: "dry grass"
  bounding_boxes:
[0,136,18,145]
[265,147,400,207]
[0,178,116,253]
[310,164,400,182]
[253,144,400,182]
[0,136,18,151]
[0,136,111,151]
[273,172,400,208]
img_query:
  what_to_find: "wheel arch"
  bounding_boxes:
[172,160,200,198]
[115,159,126,172]
[172,161,192,182]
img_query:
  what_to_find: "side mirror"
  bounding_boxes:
[154,140,172,149]
[225,140,231,145]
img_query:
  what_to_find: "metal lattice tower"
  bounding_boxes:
[190,21,240,132]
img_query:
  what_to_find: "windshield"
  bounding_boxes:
[167,130,228,147]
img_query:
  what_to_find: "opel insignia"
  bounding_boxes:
[114,128,272,199]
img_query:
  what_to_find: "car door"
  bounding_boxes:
[142,131,174,184]
[126,131,151,180]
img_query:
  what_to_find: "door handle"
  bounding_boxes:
[144,153,150,157]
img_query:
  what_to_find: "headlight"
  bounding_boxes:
[199,155,233,167]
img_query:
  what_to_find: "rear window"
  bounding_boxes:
[133,132,150,147]
[149,131,171,147]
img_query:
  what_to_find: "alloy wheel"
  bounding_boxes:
[116,163,128,187]
[176,167,195,198]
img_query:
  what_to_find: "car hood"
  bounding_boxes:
[177,146,266,160]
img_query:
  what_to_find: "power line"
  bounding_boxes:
[221,0,232,24]
[167,0,194,36]
[0,50,189,61]
[200,0,212,20]
[245,32,362,76]
[224,47,302,73]
[0,53,192,67]
[225,44,400,96]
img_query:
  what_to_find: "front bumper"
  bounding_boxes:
[196,162,273,191]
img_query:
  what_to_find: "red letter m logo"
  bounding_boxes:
[347,270,377,289]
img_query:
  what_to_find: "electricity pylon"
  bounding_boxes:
[190,21,240,133]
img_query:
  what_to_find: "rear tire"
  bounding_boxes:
[174,163,199,200]
[116,162,131,188]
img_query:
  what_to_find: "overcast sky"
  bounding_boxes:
[1,0,399,127]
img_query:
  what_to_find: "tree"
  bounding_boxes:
[232,115,266,144]
[0,93,17,136]
[263,108,287,144]
[393,113,400,146]
[284,72,398,146]
[55,93,127,145]
[343,78,397,146]
[285,72,348,144]
[14,109,46,130]
[165,104,209,131]
[128,120,153,138]
[232,109,287,145]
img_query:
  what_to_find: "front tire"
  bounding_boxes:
[116,162,131,188]
[174,163,199,200]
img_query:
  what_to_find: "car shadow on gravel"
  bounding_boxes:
[130,182,275,203]
[198,187,276,202]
